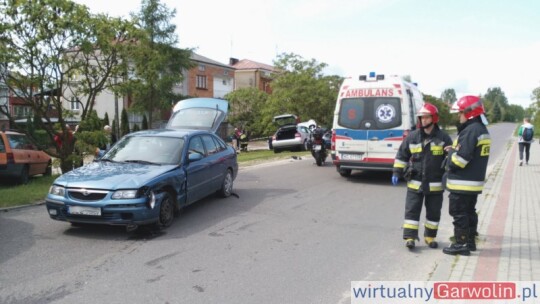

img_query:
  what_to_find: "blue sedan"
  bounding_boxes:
[46,98,238,231]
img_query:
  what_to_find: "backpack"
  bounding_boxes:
[522,127,534,141]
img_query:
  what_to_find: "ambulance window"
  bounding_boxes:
[373,98,401,129]
[338,97,401,130]
[338,98,364,129]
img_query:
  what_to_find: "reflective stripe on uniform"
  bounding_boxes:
[477,134,491,146]
[403,219,419,230]
[393,159,407,169]
[409,143,422,154]
[407,180,421,190]
[451,153,469,168]
[429,182,443,192]
[446,178,484,192]
[425,220,439,230]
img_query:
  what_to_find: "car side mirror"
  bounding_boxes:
[188,152,203,163]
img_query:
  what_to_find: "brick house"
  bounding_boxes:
[229,58,275,94]
[179,53,235,98]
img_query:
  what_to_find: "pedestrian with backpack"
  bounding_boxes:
[518,117,534,166]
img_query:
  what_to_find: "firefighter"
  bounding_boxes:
[392,103,453,249]
[443,96,490,256]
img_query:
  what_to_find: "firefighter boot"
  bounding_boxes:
[424,237,438,249]
[405,238,415,249]
[443,229,471,256]
[468,228,477,252]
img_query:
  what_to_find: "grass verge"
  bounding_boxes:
[0,149,311,209]
[0,175,58,209]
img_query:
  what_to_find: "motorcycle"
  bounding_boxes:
[309,127,328,166]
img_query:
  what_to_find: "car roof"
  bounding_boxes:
[126,128,215,138]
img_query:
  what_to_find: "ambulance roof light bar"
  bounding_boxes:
[359,72,385,81]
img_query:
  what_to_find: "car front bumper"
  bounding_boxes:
[45,197,160,226]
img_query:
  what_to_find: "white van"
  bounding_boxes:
[331,73,424,177]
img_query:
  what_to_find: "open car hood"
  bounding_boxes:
[167,98,228,133]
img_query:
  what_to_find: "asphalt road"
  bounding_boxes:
[0,122,516,304]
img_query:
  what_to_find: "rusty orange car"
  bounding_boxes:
[0,130,52,184]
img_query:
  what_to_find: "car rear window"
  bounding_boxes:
[7,134,34,150]
[338,97,402,130]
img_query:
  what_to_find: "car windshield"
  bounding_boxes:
[104,136,185,165]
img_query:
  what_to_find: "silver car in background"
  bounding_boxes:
[270,114,313,153]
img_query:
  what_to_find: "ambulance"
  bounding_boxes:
[331,72,424,177]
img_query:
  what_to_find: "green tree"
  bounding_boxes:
[126,0,193,128]
[0,0,139,173]
[225,87,269,138]
[440,89,457,105]
[423,94,452,130]
[132,124,140,132]
[483,87,509,122]
[121,108,130,136]
[264,52,342,135]
[530,87,540,131]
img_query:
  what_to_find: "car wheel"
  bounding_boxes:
[158,192,175,228]
[218,169,234,198]
[19,166,29,184]
[338,168,351,177]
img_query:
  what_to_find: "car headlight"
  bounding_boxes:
[49,185,65,196]
[112,190,138,199]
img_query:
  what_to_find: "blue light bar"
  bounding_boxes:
[369,71,376,78]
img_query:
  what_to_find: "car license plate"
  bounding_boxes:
[341,153,363,161]
[68,206,101,216]
[313,144,321,151]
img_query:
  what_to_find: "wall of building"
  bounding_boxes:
[186,64,235,98]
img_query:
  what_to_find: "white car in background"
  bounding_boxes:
[270,114,314,153]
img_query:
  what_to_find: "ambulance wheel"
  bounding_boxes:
[338,168,351,177]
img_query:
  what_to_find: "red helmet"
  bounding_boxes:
[416,103,439,124]
[452,95,485,120]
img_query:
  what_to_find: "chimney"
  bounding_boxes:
[229,57,239,66]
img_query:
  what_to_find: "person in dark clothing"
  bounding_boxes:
[393,103,453,250]
[443,95,490,256]
[95,125,117,157]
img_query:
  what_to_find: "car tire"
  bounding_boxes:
[338,168,351,177]
[158,192,175,228]
[218,169,233,198]
[19,166,29,184]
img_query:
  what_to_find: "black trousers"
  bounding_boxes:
[403,191,443,239]
[518,142,531,162]
[448,192,478,232]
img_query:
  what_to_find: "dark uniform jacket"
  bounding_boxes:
[446,118,490,194]
[393,125,453,194]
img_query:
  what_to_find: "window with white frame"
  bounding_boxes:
[196,75,207,89]
[70,97,80,111]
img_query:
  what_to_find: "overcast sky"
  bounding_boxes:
[74,0,540,108]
